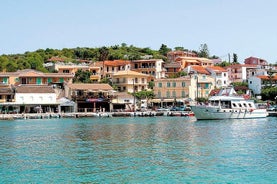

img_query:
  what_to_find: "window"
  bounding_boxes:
[48,78,52,83]
[182,82,186,87]
[182,91,185,98]
[172,91,176,97]
[158,83,162,87]
[167,82,170,87]
[172,82,176,87]
[158,91,161,98]
[166,91,170,98]
[142,78,145,83]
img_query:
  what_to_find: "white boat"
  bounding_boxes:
[190,87,268,120]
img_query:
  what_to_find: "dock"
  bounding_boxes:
[0,110,195,120]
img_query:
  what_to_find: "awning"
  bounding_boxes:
[151,99,161,103]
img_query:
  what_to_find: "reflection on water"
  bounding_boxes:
[0,117,276,183]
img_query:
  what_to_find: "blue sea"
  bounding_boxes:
[0,116,276,183]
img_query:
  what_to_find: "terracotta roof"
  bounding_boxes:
[15,85,55,93]
[104,60,130,67]
[112,70,150,77]
[67,83,113,91]
[191,66,210,75]
[206,66,227,73]
[257,75,277,80]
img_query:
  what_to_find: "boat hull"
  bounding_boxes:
[191,105,268,120]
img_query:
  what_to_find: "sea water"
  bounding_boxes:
[0,117,276,183]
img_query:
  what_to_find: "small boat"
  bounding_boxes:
[190,86,268,120]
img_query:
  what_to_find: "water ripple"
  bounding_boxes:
[0,117,276,183]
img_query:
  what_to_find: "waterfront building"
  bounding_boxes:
[184,65,215,100]
[111,92,134,112]
[189,73,215,100]
[65,83,115,112]
[14,85,58,113]
[112,70,150,93]
[152,77,191,107]
[0,84,15,113]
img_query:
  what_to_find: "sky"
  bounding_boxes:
[1,0,277,63]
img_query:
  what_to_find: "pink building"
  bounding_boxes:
[244,57,268,69]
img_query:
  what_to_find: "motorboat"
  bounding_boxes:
[190,86,268,120]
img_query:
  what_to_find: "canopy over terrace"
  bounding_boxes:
[67,83,115,112]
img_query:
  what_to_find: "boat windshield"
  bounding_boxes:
[210,100,219,106]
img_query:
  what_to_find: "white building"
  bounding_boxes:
[15,85,59,113]
[206,66,229,88]
[248,76,262,95]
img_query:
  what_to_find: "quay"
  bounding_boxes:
[0,111,195,120]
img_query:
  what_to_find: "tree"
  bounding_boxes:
[134,90,155,106]
[174,46,184,51]
[159,44,171,56]
[261,87,277,101]
[73,69,92,83]
[148,81,154,89]
[198,43,209,58]
[100,77,112,85]
[216,61,231,67]
[233,53,238,63]
[98,46,109,61]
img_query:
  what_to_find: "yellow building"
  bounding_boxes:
[152,77,191,105]
[112,70,150,93]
